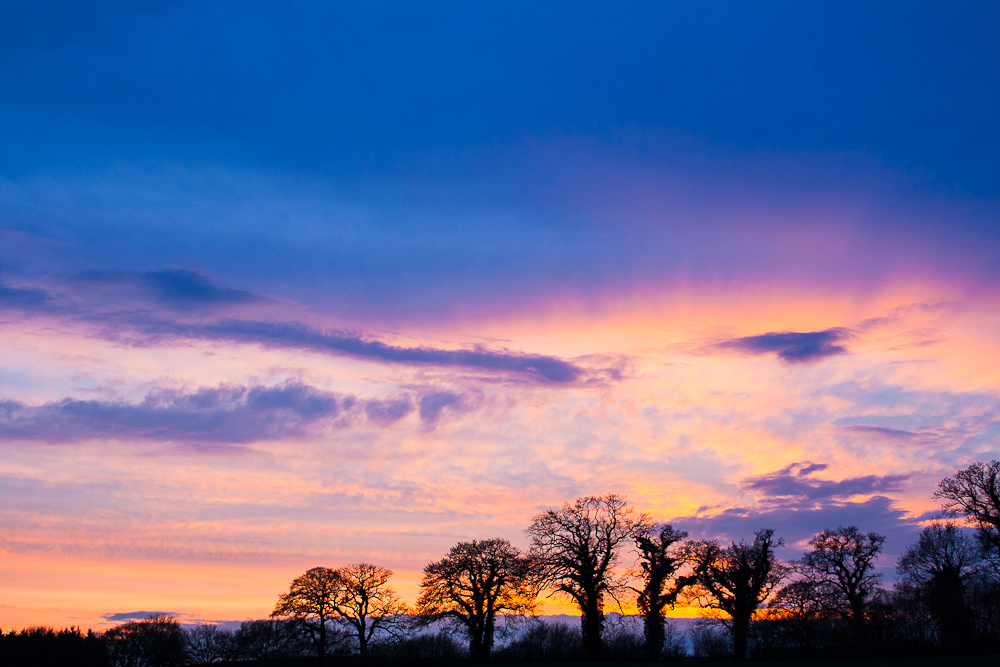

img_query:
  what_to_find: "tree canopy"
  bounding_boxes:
[417,538,538,663]
[797,526,885,650]
[686,528,787,661]
[632,523,692,660]
[527,494,647,658]
[935,459,1000,568]
[271,566,342,666]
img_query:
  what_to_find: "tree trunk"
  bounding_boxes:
[731,615,749,662]
[317,619,326,667]
[357,615,369,658]
[931,575,970,654]
[580,598,604,660]
[467,614,492,665]
[643,609,664,660]
[850,600,866,654]
[469,633,488,664]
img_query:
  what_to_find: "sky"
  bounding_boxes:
[1,0,999,629]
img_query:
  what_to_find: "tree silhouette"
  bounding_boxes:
[332,562,409,657]
[527,494,646,659]
[686,528,787,661]
[631,523,692,660]
[768,577,826,654]
[797,526,884,651]
[897,522,981,652]
[104,615,185,667]
[234,619,297,661]
[935,460,1000,568]
[271,567,341,666]
[417,538,539,663]
[184,624,237,664]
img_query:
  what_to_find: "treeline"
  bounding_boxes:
[4,461,1000,666]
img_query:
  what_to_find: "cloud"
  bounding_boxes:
[0,269,588,383]
[0,281,51,308]
[143,319,584,384]
[741,462,909,504]
[836,424,918,439]
[713,328,851,362]
[419,391,460,424]
[365,398,413,425]
[102,611,176,622]
[0,381,343,444]
[73,268,259,309]
[675,495,921,561]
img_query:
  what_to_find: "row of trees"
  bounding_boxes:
[1,616,466,667]
[264,460,1000,664]
[4,460,999,666]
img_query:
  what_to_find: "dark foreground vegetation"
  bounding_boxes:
[3,461,1000,667]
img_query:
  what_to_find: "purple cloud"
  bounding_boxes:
[1,269,587,384]
[365,398,413,425]
[714,328,851,362]
[102,612,176,622]
[674,495,921,563]
[419,391,460,424]
[0,381,343,444]
[742,462,909,503]
[152,319,584,384]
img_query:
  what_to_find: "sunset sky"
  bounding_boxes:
[1,1,999,629]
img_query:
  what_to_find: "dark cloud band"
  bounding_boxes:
[0,271,584,383]
[174,319,583,384]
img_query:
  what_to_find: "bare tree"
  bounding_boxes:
[768,577,826,653]
[527,494,647,658]
[234,619,298,661]
[631,523,692,660]
[686,528,787,661]
[797,526,884,650]
[935,460,1000,567]
[897,522,982,651]
[333,562,409,657]
[184,624,237,664]
[417,538,539,663]
[271,567,342,666]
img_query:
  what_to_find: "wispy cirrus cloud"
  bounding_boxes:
[713,328,852,362]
